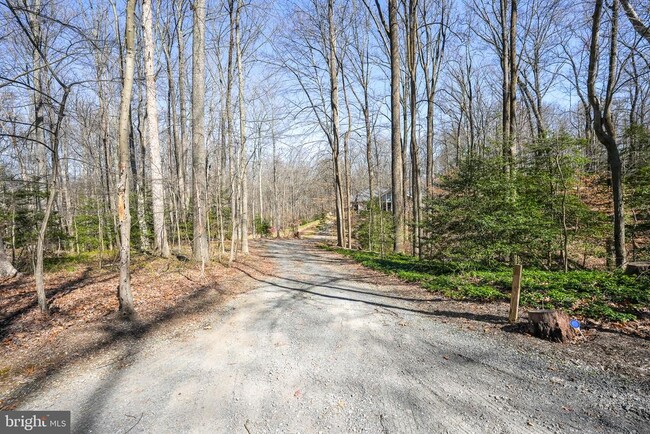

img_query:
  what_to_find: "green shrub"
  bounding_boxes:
[421,140,608,269]
[354,201,394,254]
[328,247,649,323]
[254,217,272,236]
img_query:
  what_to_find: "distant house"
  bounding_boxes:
[352,189,397,212]
[352,184,445,213]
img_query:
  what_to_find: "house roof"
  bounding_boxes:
[353,189,391,202]
[353,188,415,202]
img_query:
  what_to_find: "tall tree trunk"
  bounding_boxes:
[328,0,345,248]
[216,158,226,256]
[29,0,47,206]
[389,0,405,253]
[407,0,421,257]
[344,126,352,249]
[226,0,239,261]
[401,77,409,245]
[192,0,209,264]
[235,0,249,255]
[342,71,353,249]
[116,0,137,315]
[347,6,374,248]
[272,124,280,237]
[142,0,170,257]
[134,94,150,252]
[257,132,263,230]
[425,95,434,189]
[466,52,476,159]
[364,101,374,251]
[162,33,183,247]
[420,0,447,190]
[98,79,116,250]
[35,123,62,315]
[587,0,627,267]
[500,0,511,174]
[60,131,74,250]
[508,0,518,176]
[175,0,189,212]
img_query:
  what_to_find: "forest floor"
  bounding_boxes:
[1,239,648,432]
[0,245,270,410]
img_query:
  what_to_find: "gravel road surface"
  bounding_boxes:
[19,240,649,433]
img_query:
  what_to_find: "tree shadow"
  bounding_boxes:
[235,265,509,327]
[2,278,228,417]
[69,281,224,433]
[0,268,115,342]
[240,263,444,304]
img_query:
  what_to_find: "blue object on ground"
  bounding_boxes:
[570,319,580,329]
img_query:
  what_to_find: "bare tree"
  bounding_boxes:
[389,0,405,253]
[235,0,249,255]
[587,0,627,267]
[114,0,137,315]
[276,0,347,247]
[328,0,346,248]
[6,0,73,314]
[175,0,189,212]
[472,0,518,175]
[620,0,650,44]
[226,0,239,261]
[28,0,47,195]
[508,0,518,175]
[134,56,151,253]
[160,3,184,248]
[347,0,376,249]
[405,0,422,256]
[192,0,209,263]
[518,0,563,141]
[360,0,406,253]
[341,63,353,249]
[142,0,170,257]
[419,0,449,190]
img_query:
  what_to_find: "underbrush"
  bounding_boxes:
[43,250,117,272]
[327,247,649,323]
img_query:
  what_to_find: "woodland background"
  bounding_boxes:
[0,0,648,320]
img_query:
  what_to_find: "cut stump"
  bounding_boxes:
[625,262,650,276]
[528,310,576,343]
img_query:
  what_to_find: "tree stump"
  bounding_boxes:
[625,262,650,276]
[528,310,576,343]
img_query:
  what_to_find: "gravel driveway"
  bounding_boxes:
[19,240,649,433]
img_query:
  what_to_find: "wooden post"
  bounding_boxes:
[509,264,522,323]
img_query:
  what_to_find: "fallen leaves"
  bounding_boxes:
[0,245,266,409]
